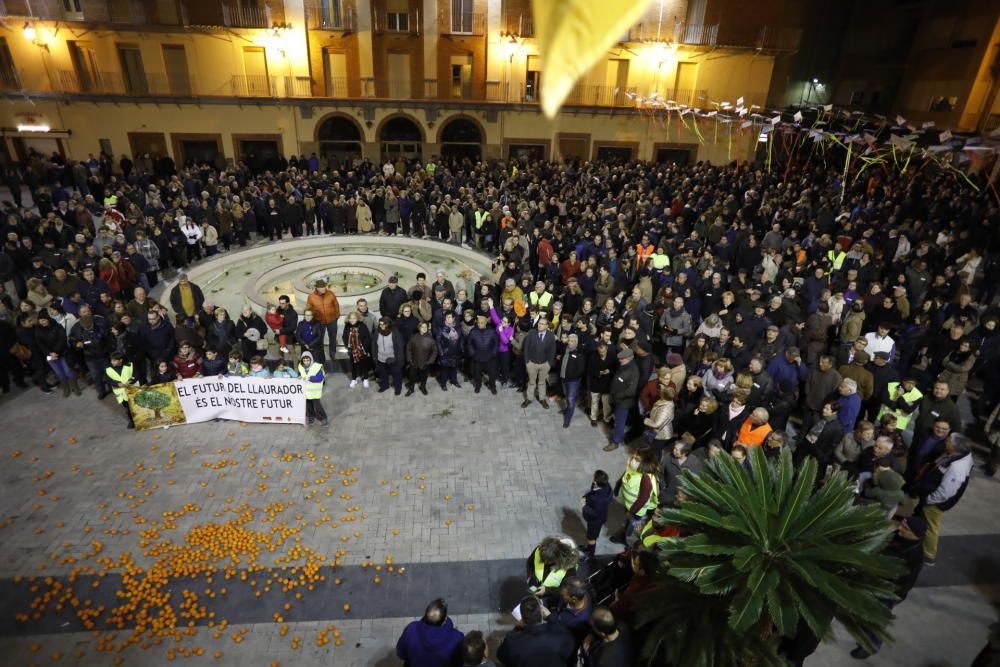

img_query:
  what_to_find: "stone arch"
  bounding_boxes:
[436,114,485,161]
[314,112,366,143]
[375,113,425,161]
[315,112,365,165]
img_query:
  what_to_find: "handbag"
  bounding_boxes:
[256,338,269,351]
[10,342,31,362]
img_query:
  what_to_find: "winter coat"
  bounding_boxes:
[394,617,464,667]
[938,351,975,396]
[407,333,438,369]
[609,361,639,407]
[804,368,842,413]
[464,326,498,363]
[436,326,462,367]
[644,399,675,440]
[356,203,374,232]
[581,485,613,525]
[834,432,871,464]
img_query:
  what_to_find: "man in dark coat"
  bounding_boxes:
[378,276,407,320]
[606,347,639,452]
[465,314,499,394]
[372,316,405,394]
[395,598,464,667]
[496,596,575,667]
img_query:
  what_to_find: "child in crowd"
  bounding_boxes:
[272,359,299,378]
[264,303,288,353]
[201,348,226,376]
[173,341,202,379]
[579,469,612,562]
[227,351,248,376]
[248,355,271,378]
[151,360,176,384]
[298,351,328,427]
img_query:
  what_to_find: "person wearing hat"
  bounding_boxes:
[378,275,406,322]
[306,279,341,369]
[297,351,329,427]
[848,515,928,659]
[606,347,639,452]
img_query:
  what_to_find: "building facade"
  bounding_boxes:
[0,0,800,167]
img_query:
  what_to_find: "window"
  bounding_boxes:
[525,55,540,102]
[386,0,409,31]
[118,45,148,94]
[162,44,192,95]
[849,89,864,105]
[0,38,19,91]
[387,12,409,31]
[67,41,100,92]
[451,0,473,33]
[62,0,83,18]
[319,0,344,28]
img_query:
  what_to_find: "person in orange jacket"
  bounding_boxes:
[735,407,773,448]
[306,279,341,368]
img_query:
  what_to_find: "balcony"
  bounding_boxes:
[440,10,485,36]
[0,67,24,92]
[360,78,421,99]
[56,69,197,95]
[628,20,677,43]
[108,0,150,23]
[372,9,420,34]
[563,85,638,107]
[230,74,312,97]
[664,88,708,107]
[306,2,355,30]
[676,22,718,46]
[501,10,533,37]
[222,3,271,28]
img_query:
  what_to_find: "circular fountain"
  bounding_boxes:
[161,236,494,323]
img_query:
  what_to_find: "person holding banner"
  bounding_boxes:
[106,352,136,429]
[297,351,329,427]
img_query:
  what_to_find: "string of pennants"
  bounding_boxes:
[623,90,1000,204]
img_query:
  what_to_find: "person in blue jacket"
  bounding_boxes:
[395,598,464,667]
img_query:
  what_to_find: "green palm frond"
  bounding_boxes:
[640,446,906,665]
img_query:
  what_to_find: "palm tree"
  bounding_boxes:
[634,447,904,666]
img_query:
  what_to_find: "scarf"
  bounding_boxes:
[348,326,367,363]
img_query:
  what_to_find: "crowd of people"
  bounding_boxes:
[2,144,999,665]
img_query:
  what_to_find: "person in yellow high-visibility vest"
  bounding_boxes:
[525,536,578,608]
[638,504,681,549]
[827,247,847,274]
[612,448,659,544]
[105,352,136,429]
[297,351,329,427]
[877,378,923,430]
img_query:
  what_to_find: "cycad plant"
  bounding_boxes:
[634,446,904,667]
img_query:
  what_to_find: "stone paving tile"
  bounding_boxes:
[1,379,999,665]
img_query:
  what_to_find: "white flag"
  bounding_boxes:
[793,111,803,123]
[895,115,906,126]
[771,115,781,125]
[939,130,952,143]
[737,96,744,107]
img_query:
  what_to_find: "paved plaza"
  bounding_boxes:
[0,378,998,666]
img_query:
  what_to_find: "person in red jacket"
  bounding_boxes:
[172,340,202,379]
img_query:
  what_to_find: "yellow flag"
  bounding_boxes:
[533,0,656,118]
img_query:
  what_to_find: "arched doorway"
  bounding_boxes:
[378,115,423,162]
[317,115,363,168]
[439,117,482,161]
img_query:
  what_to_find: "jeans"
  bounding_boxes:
[47,357,76,383]
[525,361,549,400]
[612,404,630,445]
[562,379,581,422]
[376,361,403,391]
[84,356,109,396]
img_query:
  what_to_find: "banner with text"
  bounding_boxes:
[127,377,307,429]
[175,377,307,425]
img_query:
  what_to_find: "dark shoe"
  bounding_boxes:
[982,464,996,477]
[539,399,549,409]
[321,419,330,427]
[126,423,135,429]
[563,419,570,428]
[474,386,481,394]
[590,419,598,427]
[419,385,428,395]
[489,385,497,395]
[450,381,461,388]
[608,533,626,545]
[850,647,872,660]
[97,392,108,400]
[923,557,936,567]
[439,383,448,391]
[378,386,389,393]
[603,442,620,452]
[405,387,414,396]
[394,388,402,396]
[307,416,315,425]
[520,399,531,409]
[40,385,54,394]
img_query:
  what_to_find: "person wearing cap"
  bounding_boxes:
[297,351,329,427]
[606,347,639,452]
[378,275,406,322]
[848,515,928,659]
[306,279,341,369]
